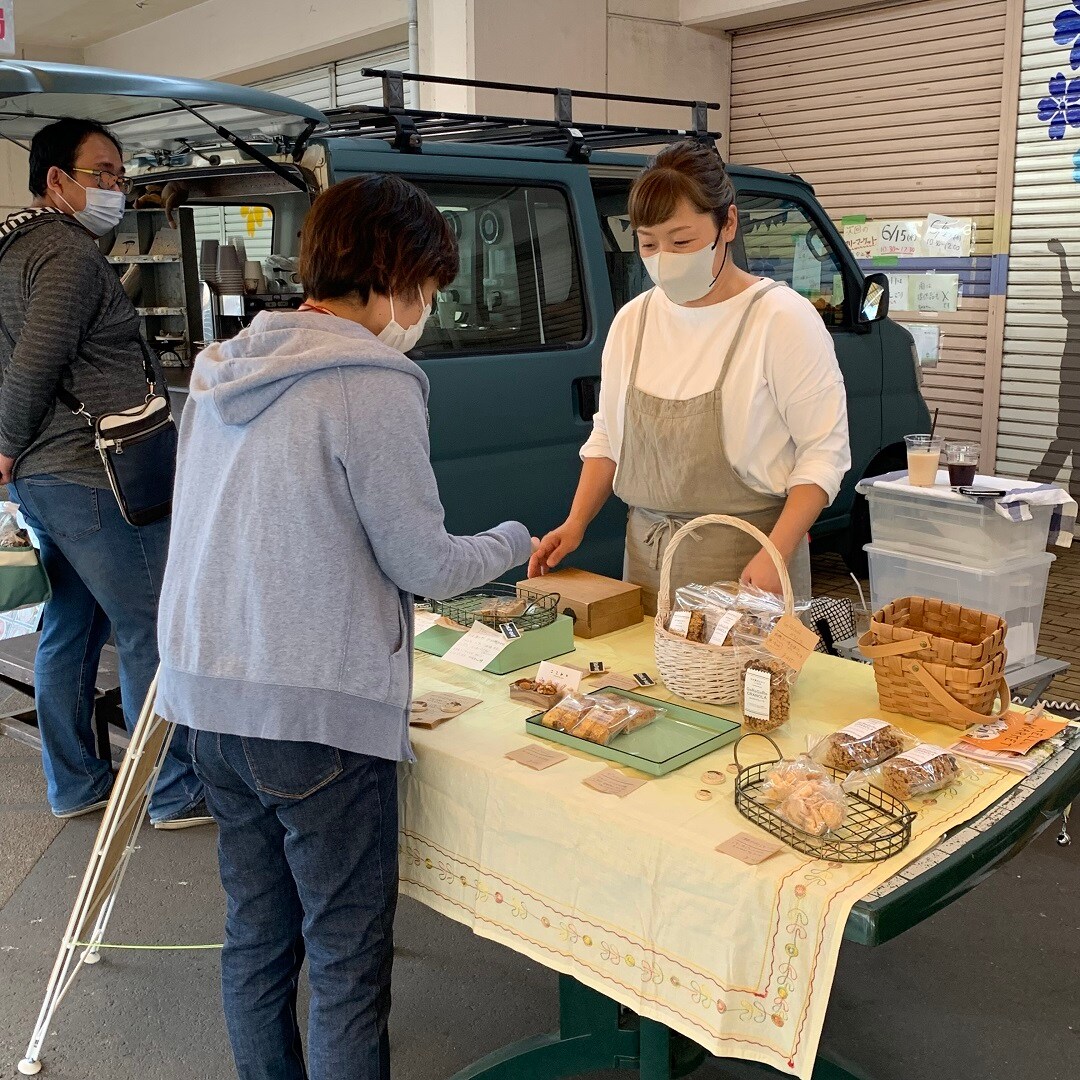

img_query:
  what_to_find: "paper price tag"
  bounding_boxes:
[505,744,568,770]
[410,693,482,728]
[441,622,511,671]
[764,615,819,672]
[633,672,656,687]
[414,610,440,636]
[535,661,583,693]
[743,667,772,721]
[582,767,648,797]
[839,718,890,739]
[716,831,784,865]
[708,610,741,647]
[668,612,691,637]
[894,743,949,767]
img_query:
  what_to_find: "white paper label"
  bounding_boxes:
[668,612,691,636]
[709,610,742,647]
[914,273,959,313]
[840,718,890,740]
[535,661,583,693]
[413,610,440,636]
[743,667,772,721]
[894,743,948,767]
[441,622,511,671]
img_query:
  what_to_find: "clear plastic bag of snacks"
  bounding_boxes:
[540,692,596,733]
[735,635,797,733]
[760,756,847,836]
[810,719,919,774]
[844,743,981,801]
[590,692,660,733]
[568,698,634,746]
[668,581,809,646]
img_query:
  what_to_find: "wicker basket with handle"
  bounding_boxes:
[654,514,794,705]
[858,597,1010,731]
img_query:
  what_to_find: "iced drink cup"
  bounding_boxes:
[945,440,980,487]
[905,434,943,487]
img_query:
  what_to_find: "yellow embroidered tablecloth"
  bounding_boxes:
[403,622,1018,1078]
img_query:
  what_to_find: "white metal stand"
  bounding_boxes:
[17,672,174,1076]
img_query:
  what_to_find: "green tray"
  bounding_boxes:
[415,613,575,675]
[525,686,742,776]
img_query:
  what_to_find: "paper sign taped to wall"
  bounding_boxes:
[915,274,960,313]
[923,213,974,258]
[876,220,922,258]
[842,220,878,260]
[898,322,940,367]
[884,273,911,310]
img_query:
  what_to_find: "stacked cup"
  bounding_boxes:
[199,240,219,286]
[216,245,245,295]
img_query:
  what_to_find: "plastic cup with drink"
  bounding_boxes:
[904,434,943,487]
[944,440,980,487]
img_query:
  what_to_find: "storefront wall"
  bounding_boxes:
[996,0,1080,497]
[726,0,1016,455]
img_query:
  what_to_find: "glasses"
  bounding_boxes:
[71,168,133,195]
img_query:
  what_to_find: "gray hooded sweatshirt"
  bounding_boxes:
[156,310,531,761]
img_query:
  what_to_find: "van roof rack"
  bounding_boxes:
[321,69,722,160]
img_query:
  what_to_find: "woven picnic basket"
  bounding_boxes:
[857,597,1010,730]
[654,515,793,705]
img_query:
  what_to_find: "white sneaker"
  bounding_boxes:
[54,798,110,820]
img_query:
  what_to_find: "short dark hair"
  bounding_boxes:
[29,117,124,198]
[629,140,735,232]
[299,174,458,302]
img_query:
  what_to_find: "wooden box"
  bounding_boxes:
[516,568,643,640]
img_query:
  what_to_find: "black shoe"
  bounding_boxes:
[153,798,214,831]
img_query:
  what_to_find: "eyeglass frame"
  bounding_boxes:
[70,167,133,195]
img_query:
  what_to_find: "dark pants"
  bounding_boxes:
[189,729,398,1080]
[9,476,202,819]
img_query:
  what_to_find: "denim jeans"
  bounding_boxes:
[9,476,202,820]
[189,729,398,1080]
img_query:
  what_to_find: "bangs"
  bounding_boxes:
[629,168,710,230]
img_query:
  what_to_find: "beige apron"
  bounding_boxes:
[613,283,812,616]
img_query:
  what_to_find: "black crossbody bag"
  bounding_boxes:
[0,211,177,527]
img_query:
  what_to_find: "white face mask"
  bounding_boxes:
[56,173,127,237]
[378,287,431,353]
[642,231,728,305]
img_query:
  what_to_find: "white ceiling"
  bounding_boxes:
[19,0,208,50]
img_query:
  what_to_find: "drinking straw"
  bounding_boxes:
[850,573,869,614]
[929,407,939,439]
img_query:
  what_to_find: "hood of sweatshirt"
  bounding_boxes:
[189,309,429,426]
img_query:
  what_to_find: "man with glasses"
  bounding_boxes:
[0,117,209,828]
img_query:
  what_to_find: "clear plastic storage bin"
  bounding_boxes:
[863,482,1054,568]
[865,544,1054,668]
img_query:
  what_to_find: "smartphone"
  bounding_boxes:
[955,486,1008,498]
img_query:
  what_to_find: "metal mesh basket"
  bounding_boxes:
[734,734,915,863]
[428,584,559,632]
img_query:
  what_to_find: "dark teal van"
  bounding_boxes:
[0,63,928,577]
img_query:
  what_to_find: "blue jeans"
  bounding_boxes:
[189,729,398,1080]
[9,476,202,820]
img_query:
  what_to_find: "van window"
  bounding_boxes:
[192,205,274,266]
[591,177,650,314]
[737,194,847,327]
[409,181,585,355]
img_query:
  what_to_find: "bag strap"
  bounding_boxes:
[906,661,1011,728]
[0,212,159,425]
[857,632,933,659]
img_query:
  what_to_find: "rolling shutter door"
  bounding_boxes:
[728,0,1011,446]
[254,64,334,111]
[335,44,415,108]
[192,206,274,267]
[997,0,1080,492]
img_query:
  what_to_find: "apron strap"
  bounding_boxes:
[627,288,656,388]
[713,279,784,390]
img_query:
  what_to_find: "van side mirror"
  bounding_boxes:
[860,272,889,323]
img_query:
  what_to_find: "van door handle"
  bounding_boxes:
[573,376,601,420]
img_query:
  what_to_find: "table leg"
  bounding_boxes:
[1019,674,1054,709]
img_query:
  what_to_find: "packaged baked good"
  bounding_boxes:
[540,693,595,732]
[592,693,658,733]
[476,596,528,621]
[811,719,918,774]
[845,743,966,801]
[672,581,809,645]
[736,637,795,733]
[760,756,847,836]
[568,699,632,745]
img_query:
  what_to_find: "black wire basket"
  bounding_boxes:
[734,734,916,863]
[428,584,560,632]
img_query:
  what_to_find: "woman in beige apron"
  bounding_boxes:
[530,141,849,614]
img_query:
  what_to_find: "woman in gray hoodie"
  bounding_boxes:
[156,175,534,1080]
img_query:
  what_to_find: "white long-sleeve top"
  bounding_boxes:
[581,279,851,503]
